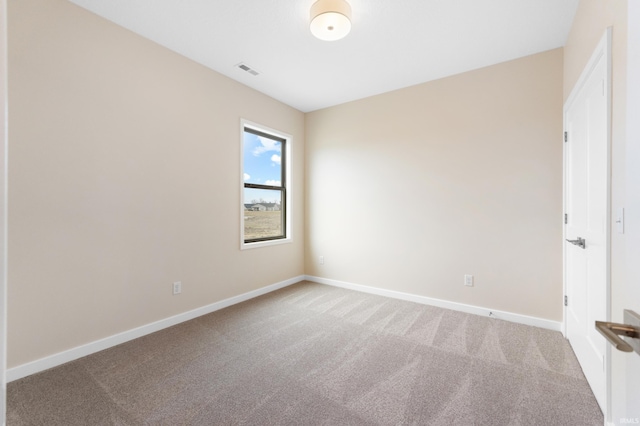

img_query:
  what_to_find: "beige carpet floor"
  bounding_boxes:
[8,281,603,425]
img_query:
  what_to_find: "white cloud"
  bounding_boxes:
[271,154,281,165]
[265,180,281,186]
[252,136,281,156]
[244,173,251,181]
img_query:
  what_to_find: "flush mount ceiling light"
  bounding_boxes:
[310,0,352,41]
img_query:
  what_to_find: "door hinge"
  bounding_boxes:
[564,131,568,142]
[564,295,568,307]
[564,213,568,224]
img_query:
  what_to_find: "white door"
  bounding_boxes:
[563,30,610,411]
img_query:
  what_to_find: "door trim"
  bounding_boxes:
[562,27,612,419]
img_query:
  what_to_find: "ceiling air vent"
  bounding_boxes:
[236,63,260,76]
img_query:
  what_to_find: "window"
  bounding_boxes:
[241,121,291,248]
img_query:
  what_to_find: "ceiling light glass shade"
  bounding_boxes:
[310,0,352,41]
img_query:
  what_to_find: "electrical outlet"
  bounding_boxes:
[319,256,324,265]
[464,275,473,287]
[173,281,182,295]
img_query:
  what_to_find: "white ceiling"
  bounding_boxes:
[68,0,579,112]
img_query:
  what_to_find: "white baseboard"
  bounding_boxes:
[7,275,304,382]
[8,274,562,382]
[304,275,562,332]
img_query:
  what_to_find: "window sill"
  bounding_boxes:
[241,237,292,250]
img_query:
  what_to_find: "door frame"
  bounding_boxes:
[562,27,612,418]
[616,2,640,423]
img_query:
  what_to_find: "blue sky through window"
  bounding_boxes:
[243,130,282,204]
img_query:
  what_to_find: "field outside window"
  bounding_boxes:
[242,124,289,247]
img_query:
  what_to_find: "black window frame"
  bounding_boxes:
[243,126,287,244]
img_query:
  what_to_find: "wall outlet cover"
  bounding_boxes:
[464,275,474,287]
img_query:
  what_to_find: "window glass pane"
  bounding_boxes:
[243,188,283,240]
[243,130,282,187]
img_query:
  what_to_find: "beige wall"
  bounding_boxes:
[564,0,629,423]
[1,0,7,419]
[8,0,617,383]
[564,0,627,101]
[6,0,637,419]
[8,0,305,368]
[305,49,564,321]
